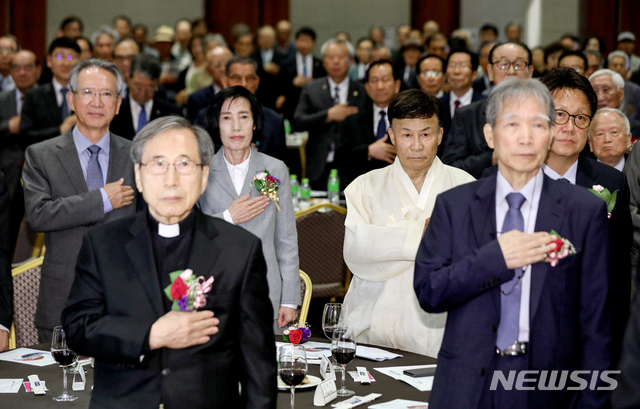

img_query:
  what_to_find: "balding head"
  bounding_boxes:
[206,46,233,85]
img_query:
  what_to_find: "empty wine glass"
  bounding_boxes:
[50,326,78,402]
[278,344,308,409]
[331,327,357,397]
[322,303,343,340]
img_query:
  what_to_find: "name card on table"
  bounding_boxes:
[314,377,337,406]
[320,354,335,380]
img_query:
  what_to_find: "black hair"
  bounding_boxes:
[60,16,83,32]
[356,37,373,48]
[582,35,605,55]
[445,48,479,72]
[76,36,93,52]
[488,41,532,65]
[365,59,395,82]
[206,85,264,135]
[543,42,567,64]
[130,53,161,80]
[425,33,446,48]
[558,50,588,72]
[416,53,445,73]
[295,27,316,42]
[48,37,81,55]
[112,15,132,27]
[388,89,442,128]
[539,67,598,116]
[480,24,498,37]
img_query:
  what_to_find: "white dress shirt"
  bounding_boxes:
[296,52,313,78]
[52,78,68,107]
[450,88,474,118]
[597,157,625,172]
[327,76,349,104]
[542,160,579,184]
[261,48,274,65]
[129,96,153,132]
[495,169,544,343]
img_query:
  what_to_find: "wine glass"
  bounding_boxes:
[331,327,357,397]
[322,303,343,341]
[278,344,308,409]
[50,326,78,402]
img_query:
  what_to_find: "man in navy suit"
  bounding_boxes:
[439,49,485,156]
[414,78,612,409]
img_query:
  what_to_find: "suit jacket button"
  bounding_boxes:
[161,368,170,376]
[480,368,486,376]
[492,324,498,332]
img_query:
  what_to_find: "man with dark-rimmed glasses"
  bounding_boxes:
[441,41,533,178]
[540,66,632,368]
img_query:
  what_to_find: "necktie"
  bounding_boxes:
[376,111,387,140]
[138,104,148,132]
[454,100,461,110]
[303,60,308,77]
[333,86,340,105]
[557,177,571,184]
[86,145,104,192]
[60,88,70,120]
[496,192,526,351]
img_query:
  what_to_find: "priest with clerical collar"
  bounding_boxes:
[62,116,277,409]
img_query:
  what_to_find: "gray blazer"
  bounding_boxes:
[22,130,137,330]
[199,149,300,318]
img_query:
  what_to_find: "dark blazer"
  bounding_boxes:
[62,208,277,409]
[576,157,632,366]
[186,84,218,123]
[279,54,325,120]
[438,91,486,157]
[22,130,137,332]
[335,103,391,187]
[0,89,24,202]
[251,47,288,110]
[195,104,286,161]
[612,283,640,408]
[110,96,182,140]
[293,77,367,183]
[414,173,612,409]
[0,172,12,331]
[19,83,63,147]
[393,61,419,91]
[440,98,492,179]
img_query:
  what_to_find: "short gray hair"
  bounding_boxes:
[203,33,227,49]
[320,38,355,58]
[608,50,629,72]
[225,56,258,76]
[589,69,625,90]
[485,78,555,128]
[90,26,119,44]
[69,58,125,95]
[589,107,631,138]
[131,116,214,165]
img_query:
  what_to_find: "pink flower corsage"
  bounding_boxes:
[544,230,576,267]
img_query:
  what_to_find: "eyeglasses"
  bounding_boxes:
[420,70,442,78]
[11,64,36,72]
[73,89,118,101]
[447,63,471,72]
[54,54,78,61]
[139,159,203,175]
[114,55,135,62]
[0,47,16,54]
[554,109,592,129]
[492,60,528,71]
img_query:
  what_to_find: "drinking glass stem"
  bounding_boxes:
[341,364,346,390]
[290,385,295,409]
[62,366,68,395]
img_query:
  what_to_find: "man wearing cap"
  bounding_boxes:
[153,26,180,100]
[618,31,640,74]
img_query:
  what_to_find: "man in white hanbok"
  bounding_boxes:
[343,89,475,357]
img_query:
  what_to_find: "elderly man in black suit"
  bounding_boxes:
[110,54,181,139]
[335,59,400,187]
[251,25,286,110]
[22,59,137,342]
[540,67,632,366]
[441,41,533,178]
[62,116,276,409]
[185,46,232,122]
[294,38,367,189]
[20,38,80,147]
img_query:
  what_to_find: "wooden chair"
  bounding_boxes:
[295,203,350,300]
[298,270,312,324]
[12,214,44,267]
[8,257,43,349]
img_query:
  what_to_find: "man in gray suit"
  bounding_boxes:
[294,38,367,189]
[22,58,137,342]
[0,50,38,245]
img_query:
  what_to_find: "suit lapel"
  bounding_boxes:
[346,80,361,105]
[364,105,376,143]
[120,98,136,136]
[150,98,163,120]
[45,84,62,121]
[186,210,220,283]
[106,133,127,183]
[576,157,597,188]
[126,212,164,318]
[210,149,239,199]
[241,151,264,197]
[55,131,88,194]
[530,176,565,321]
[320,78,333,107]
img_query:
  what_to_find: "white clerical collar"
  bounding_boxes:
[158,222,180,238]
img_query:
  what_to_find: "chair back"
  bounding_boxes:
[298,270,312,324]
[9,257,43,348]
[295,203,348,299]
[12,214,44,265]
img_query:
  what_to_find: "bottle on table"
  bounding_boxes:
[290,174,299,211]
[327,169,340,206]
[300,178,311,210]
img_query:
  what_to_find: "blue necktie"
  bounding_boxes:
[376,111,387,140]
[86,145,104,192]
[557,177,571,184]
[138,104,148,133]
[60,88,70,120]
[496,192,526,351]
